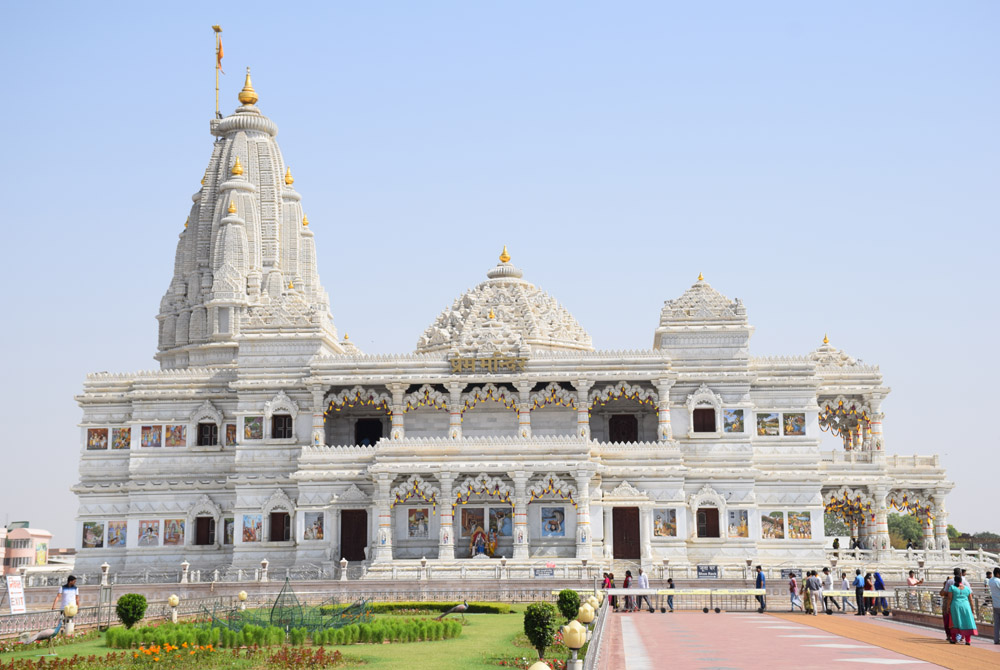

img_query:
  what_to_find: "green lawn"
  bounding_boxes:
[0,605,575,670]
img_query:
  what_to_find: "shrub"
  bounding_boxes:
[115,593,148,629]
[325,601,511,616]
[523,602,558,659]
[557,589,581,622]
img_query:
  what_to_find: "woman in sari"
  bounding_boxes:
[863,573,875,615]
[608,573,618,611]
[873,572,889,615]
[943,575,978,644]
[623,570,635,612]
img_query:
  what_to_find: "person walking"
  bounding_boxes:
[50,575,80,615]
[623,570,634,612]
[666,577,675,612]
[943,575,978,645]
[841,572,857,612]
[822,568,840,612]
[789,572,804,612]
[803,572,814,615]
[940,568,959,640]
[988,568,1000,645]
[873,572,890,615]
[852,569,866,615]
[608,572,618,611]
[755,565,767,612]
[863,573,876,615]
[635,568,653,613]
[806,571,824,615]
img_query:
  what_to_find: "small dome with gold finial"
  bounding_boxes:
[238,68,258,105]
[823,333,829,345]
[231,155,243,176]
[302,214,309,227]
[285,167,294,185]
[227,200,237,214]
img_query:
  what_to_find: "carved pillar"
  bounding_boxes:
[372,473,393,563]
[867,394,885,451]
[849,517,857,544]
[572,380,593,440]
[639,507,652,561]
[873,487,890,556]
[603,505,613,559]
[858,515,868,549]
[933,492,949,553]
[447,382,464,440]
[516,382,532,438]
[922,514,935,551]
[512,471,530,560]
[574,471,593,560]
[388,384,406,440]
[310,388,326,447]
[438,473,455,560]
[654,379,674,441]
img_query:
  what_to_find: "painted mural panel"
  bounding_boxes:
[141,425,162,448]
[787,511,812,539]
[540,507,566,537]
[87,428,108,450]
[723,410,744,433]
[407,509,429,538]
[303,512,325,540]
[225,424,237,446]
[460,508,484,538]
[243,514,262,542]
[163,519,185,545]
[165,425,186,447]
[727,510,749,538]
[756,413,780,436]
[35,542,48,565]
[112,427,131,450]
[489,507,513,536]
[783,413,806,436]
[138,520,159,547]
[107,521,127,548]
[82,522,104,548]
[761,511,785,539]
[244,417,263,440]
[223,518,234,545]
[653,509,677,537]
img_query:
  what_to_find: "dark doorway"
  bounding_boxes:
[608,414,639,443]
[693,408,716,433]
[340,509,368,561]
[269,512,291,542]
[195,516,215,545]
[697,508,720,538]
[612,506,640,559]
[354,419,383,446]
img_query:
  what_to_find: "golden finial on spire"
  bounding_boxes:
[697,272,704,281]
[288,281,294,289]
[227,200,237,214]
[488,308,496,319]
[499,245,510,263]
[284,167,294,185]
[823,333,829,345]
[344,333,350,340]
[201,176,206,186]
[184,217,189,229]
[238,67,258,105]
[231,155,243,176]
[302,214,309,227]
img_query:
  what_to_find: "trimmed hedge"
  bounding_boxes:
[106,623,282,649]
[320,601,510,616]
[311,618,461,645]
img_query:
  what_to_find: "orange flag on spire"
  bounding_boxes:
[217,36,224,74]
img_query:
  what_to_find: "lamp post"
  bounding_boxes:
[340,557,348,582]
[259,558,269,583]
[168,594,180,623]
[561,619,587,670]
[581,558,588,581]
[420,556,428,581]
[661,558,670,581]
[577,602,595,641]
[180,560,190,585]
[500,555,507,580]
[237,590,248,611]
[63,603,78,637]
[100,562,110,587]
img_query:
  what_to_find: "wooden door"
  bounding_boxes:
[195,517,214,545]
[697,508,720,538]
[612,507,640,559]
[340,509,368,561]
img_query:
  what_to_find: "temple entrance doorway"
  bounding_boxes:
[612,507,640,559]
[340,509,368,561]
[696,508,720,538]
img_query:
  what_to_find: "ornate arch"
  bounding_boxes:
[685,384,721,413]
[265,390,299,421]
[887,490,936,520]
[454,474,513,509]
[263,489,295,517]
[402,385,448,413]
[528,472,577,507]
[326,386,392,416]
[189,400,223,427]
[461,383,518,415]
[823,486,874,520]
[588,381,658,412]
[187,494,223,523]
[530,382,576,410]
[688,484,726,511]
[390,474,440,512]
[818,396,871,451]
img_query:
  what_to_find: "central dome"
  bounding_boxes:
[416,248,593,355]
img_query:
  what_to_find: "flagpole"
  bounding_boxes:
[212,25,222,118]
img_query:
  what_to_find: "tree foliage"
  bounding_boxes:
[523,602,558,659]
[115,593,148,629]
[887,513,923,548]
[824,512,849,537]
[556,589,580,622]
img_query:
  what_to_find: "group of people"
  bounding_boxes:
[779,568,890,616]
[939,566,1000,645]
[603,568,672,613]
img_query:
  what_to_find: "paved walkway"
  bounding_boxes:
[599,610,1000,670]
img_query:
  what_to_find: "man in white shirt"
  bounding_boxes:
[634,568,653,613]
[822,568,840,612]
[988,568,1000,645]
[50,575,80,614]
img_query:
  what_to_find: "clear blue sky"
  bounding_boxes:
[1,1,996,546]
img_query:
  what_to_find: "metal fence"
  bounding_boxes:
[582,598,610,670]
[603,587,765,613]
[891,587,996,626]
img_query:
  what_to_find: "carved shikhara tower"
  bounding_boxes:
[74,76,955,580]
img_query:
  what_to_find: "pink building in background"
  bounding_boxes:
[2,528,52,576]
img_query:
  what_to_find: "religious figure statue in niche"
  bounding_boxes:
[470,525,489,556]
